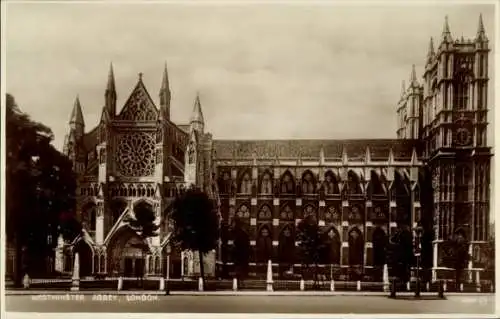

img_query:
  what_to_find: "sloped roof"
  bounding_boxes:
[213,139,420,161]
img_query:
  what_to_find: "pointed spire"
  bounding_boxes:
[477,13,485,34]
[427,37,435,63]
[190,92,205,133]
[69,95,84,127]
[476,13,487,41]
[106,63,116,92]
[342,146,348,166]
[365,146,371,164]
[400,80,406,98]
[161,61,170,91]
[441,15,453,43]
[410,64,417,85]
[319,146,325,165]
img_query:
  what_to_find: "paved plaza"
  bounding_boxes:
[5,294,495,314]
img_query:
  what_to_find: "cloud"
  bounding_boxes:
[5,2,495,150]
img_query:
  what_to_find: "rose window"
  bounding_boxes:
[116,133,156,177]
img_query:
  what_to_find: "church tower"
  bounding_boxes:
[397,65,424,140]
[421,15,491,280]
[63,95,86,175]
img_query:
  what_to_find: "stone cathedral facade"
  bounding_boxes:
[57,15,491,282]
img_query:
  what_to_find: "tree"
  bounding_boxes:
[296,215,327,286]
[386,227,414,287]
[6,93,80,284]
[125,202,160,283]
[481,233,495,284]
[231,217,250,280]
[170,186,219,284]
[442,233,470,289]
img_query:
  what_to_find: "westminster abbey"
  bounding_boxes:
[55,15,491,283]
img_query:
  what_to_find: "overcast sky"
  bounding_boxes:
[5,2,495,151]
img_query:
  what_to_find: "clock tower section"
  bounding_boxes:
[422,15,491,280]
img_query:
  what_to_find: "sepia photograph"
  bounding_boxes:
[1,0,497,317]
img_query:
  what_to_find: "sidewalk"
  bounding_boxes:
[5,289,492,297]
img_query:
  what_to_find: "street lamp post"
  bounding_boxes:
[414,225,423,298]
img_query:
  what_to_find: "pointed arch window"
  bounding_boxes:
[239,172,252,194]
[326,227,341,265]
[324,172,339,195]
[236,205,250,219]
[278,225,295,266]
[454,71,472,110]
[187,144,195,164]
[280,172,295,194]
[302,171,315,194]
[260,172,273,194]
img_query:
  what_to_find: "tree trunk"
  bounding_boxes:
[198,250,205,284]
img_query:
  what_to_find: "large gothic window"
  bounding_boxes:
[232,224,250,278]
[367,171,386,197]
[301,171,315,194]
[256,226,273,262]
[116,133,156,177]
[346,170,363,195]
[348,227,364,266]
[280,171,295,194]
[260,172,273,194]
[454,71,472,110]
[324,171,340,195]
[239,172,252,194]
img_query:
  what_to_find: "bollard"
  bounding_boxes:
[389,280,396,298]
[406,281,410,291]
[459,283,463,292]
[117,277,123,291]
[22,274,30,289]
[357,280,361,291]
[426,281,430,292]
[159,277,165,291]
[232,278,238,291]
[438,280,444,299]
[443,281,447,292]
[300,278,305,291]
[330,280,335,292]
[198,277,204,291]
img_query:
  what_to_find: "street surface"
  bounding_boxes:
[5,294,495,314]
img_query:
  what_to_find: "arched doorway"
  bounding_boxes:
[73,239,93,277]
[107,226,150,277]
[278,224,295,277]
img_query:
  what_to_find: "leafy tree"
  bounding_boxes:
[296,215,327,286]
[442,233,470,289]
[170,186,219,284]
[125,202,159,283]
[387,227,414,286]
[231,217,250,280]
[481,233,495,284]
[6,94,80,284]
